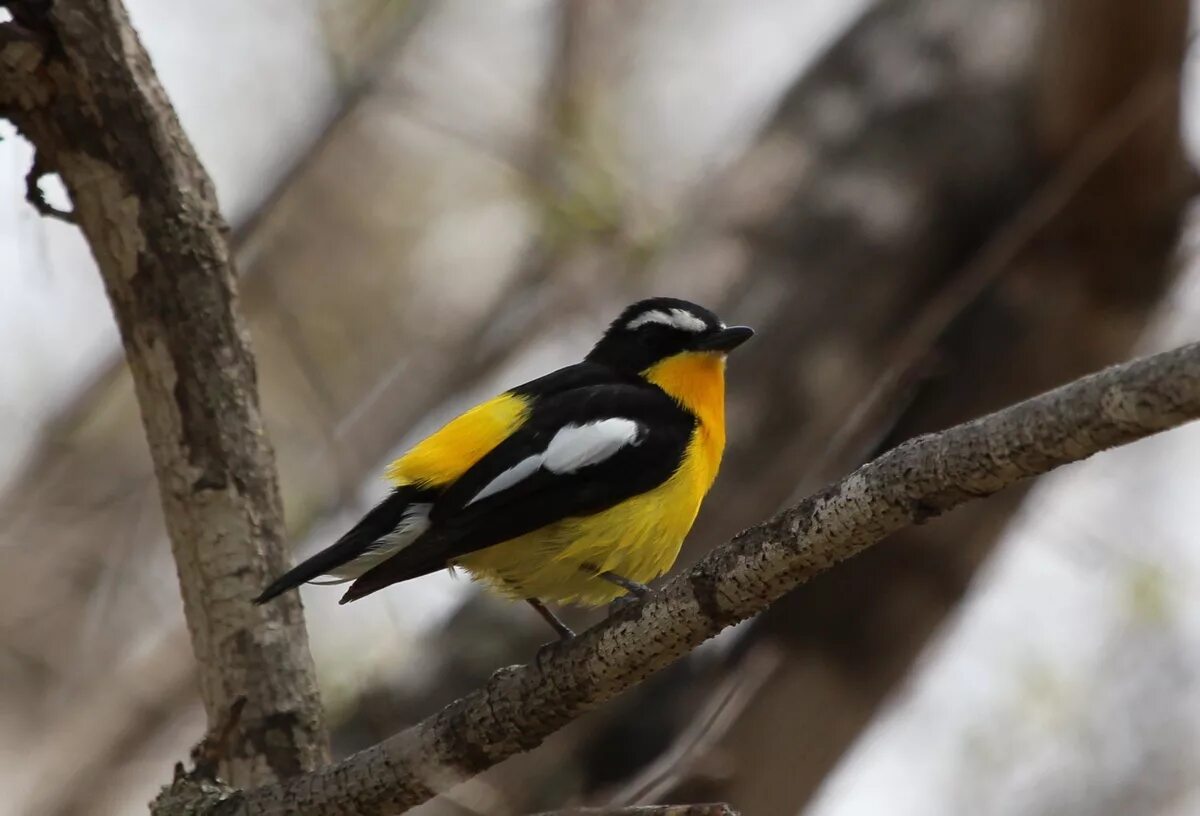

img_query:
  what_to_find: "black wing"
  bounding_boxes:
[340,383,693,602]
[508,360,640,398]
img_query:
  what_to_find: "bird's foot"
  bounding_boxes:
[527,597,575,642]
[581,563,653,599]
[600,570,652,599]
[607,590,652,616]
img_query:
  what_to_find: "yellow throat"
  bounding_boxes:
[642,351,728,481]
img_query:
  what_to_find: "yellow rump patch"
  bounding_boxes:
[386,392,530,488]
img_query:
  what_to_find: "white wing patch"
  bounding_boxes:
[467,455,542,505]
[316,502,433,582]
[544,418,642,473]
[625,308,708,333]
[467,418,644,506]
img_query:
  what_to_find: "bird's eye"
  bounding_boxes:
[637,325,692,357]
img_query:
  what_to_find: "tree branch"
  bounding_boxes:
[0,0,327,787]
[159,340,1197,815]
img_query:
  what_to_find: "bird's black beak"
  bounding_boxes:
[695,325,754,352]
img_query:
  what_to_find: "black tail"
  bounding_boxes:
[253,487,426,604]
[338,534,453,605]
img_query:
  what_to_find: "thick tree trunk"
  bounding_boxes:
[0,0,327,786]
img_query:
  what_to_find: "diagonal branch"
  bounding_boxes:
[162,339,1199,815]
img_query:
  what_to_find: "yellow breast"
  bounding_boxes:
[642,351,727,492]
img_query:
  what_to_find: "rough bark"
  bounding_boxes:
[151,341,1200,815]
[0,0,327,786]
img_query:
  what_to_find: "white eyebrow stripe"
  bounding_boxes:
[466,418,644,506]
[625,308,709,333]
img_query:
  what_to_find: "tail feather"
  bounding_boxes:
[337,546,448,604]
[337,529,461,604]
[253,487,425,604]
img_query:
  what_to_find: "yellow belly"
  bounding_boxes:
[457,426,716,606]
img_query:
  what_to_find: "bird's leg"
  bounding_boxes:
[599,570,652,599]
[527,597,575,641]
[579,562,653,615]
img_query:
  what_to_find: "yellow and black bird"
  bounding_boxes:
[254,297,753,638]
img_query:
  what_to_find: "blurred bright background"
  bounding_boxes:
[4,1,1200,814]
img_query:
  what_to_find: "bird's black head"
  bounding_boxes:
[585,297,754,373]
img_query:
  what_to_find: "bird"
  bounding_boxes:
[254,297,753,639]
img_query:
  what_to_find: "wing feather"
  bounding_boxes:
[466,417,643,506]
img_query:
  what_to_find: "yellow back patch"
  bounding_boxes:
[386,392,530,488]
